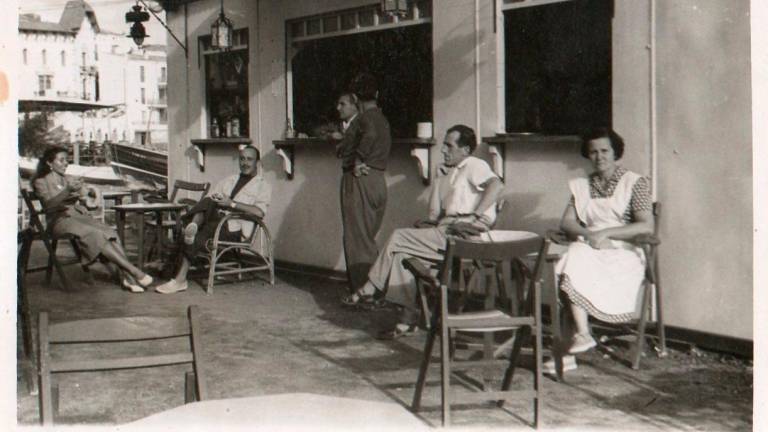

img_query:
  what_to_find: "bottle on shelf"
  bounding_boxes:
[285,117,295,139]
[226,119,233,138]
[231,118,240,137]
[211,118,219,138]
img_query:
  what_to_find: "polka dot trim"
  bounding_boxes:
[559,274,636,323]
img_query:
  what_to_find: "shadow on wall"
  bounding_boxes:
[431,12,487,103]
[261,143,429,272]
[494,191,561,236]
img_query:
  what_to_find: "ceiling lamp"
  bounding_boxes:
[125,3,150,47]
[211,0,234,51]
[381,0,408,17]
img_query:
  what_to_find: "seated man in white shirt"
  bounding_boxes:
[341,125,504,339]
[156,145,271,294]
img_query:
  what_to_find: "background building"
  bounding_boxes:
[18,0,167,152]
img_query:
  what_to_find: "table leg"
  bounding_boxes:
[137,212,145,271]
[116,210,126,246]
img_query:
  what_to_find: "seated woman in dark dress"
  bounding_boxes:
[31,146,153,292]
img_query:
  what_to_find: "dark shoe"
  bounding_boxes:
[376,323,419,340]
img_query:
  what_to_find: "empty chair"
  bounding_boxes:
[409,233,548,427]
[37,305,207,426]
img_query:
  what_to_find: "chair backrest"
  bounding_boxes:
[37,305,207,425]
[169,180,211,204]
[20,189,51,235]
[440,234,548,314]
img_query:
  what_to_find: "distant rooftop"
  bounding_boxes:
[19,0,100,34]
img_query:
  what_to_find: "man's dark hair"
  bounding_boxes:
[350,73,378,102]
[580,127,625,160]
[240,145,261,161]
[446,124,477,154]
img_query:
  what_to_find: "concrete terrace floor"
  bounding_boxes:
[16,251,752,430]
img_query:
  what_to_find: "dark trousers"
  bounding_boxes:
[340,170,387,292]
[180,197,240,261]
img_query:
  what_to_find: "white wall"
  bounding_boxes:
[164,0,754,340]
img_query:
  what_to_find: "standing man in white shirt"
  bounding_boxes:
[341,125,504,339]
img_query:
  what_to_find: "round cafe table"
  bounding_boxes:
[114,202,186,270]
[130,393,428,430]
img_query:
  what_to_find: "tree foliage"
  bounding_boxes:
[18,113,55,157]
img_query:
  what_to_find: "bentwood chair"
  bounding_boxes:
[548,202,667,370]
[408,233,548,427]
[197,210,275,294]
[19,189,90,291]
[37,306,207,426]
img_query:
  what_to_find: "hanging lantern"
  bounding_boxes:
[125,4,150,47]
[211,0,234,51]
[381,0,408,17]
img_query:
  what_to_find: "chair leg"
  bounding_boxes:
[441,323,451,427]
[44,240,55,285]
[498,326,529,408]
[38,313,53,426]
[47,240,72,291]
[653,259,667,357]
[412,325,437,412]
[185,371,197,403]
[417,281,432,330]
[482,332,494,390]
[632,282,652,370]
[206,248,219,295]
[534,325,542,429]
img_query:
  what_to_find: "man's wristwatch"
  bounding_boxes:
[230,202,237,209]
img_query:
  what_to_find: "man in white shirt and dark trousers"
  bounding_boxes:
[342,125,504,339]
[155,145,271,294]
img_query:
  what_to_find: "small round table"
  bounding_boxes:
[114,202,186,270]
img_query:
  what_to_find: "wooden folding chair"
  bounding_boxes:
[549,202,667,370]
[409,234,549,427]
[19,189,90,291]
[17,230,36,395]
[199,210,275,294]
[37,305,207,426]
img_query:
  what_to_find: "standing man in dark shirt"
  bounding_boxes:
[337,74,392,296]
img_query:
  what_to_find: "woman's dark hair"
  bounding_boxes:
[446,124,478,154]
[581,127,624,160]
[580,127,625,160]
[350,73,379,102]
[35,145,68,179]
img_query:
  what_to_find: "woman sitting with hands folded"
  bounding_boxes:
[31,146,154,292]
[555,128,654,362]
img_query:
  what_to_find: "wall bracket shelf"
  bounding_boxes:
[272,138,436,183]
[190,138,252,172]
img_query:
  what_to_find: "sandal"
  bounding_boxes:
[376,323,419,340]
[341,289,381,308]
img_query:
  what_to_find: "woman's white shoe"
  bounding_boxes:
[568,333,597,354]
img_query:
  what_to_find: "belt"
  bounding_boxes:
[342,165,385,173]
